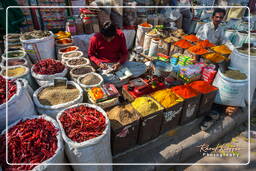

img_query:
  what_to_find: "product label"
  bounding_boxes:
[186,103,197,118]
[164,107,182,122]
[116,125,132,138]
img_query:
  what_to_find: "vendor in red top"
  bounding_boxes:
[88,21,128,71]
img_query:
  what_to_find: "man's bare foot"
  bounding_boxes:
[225,106,238,116]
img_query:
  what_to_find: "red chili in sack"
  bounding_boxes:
[33,58,65,75]
[0,75,17,105]
[0,118,58,170]
[59,105,106,143]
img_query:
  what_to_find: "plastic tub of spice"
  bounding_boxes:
[107,104,141,155]
[189,81,218,116]
[33,81,83,117]
[70,65,95,81]
[170,39,192,56]
[78,72,104,89]
[131,96,164,144]
[171,85,201,125]
[1,50,26,61]
[66,57,90,69]
[58,46,79,60]
[61,51,83,62]
[150,89,184,133]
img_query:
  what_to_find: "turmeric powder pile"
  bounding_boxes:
[211,45,232,55]
[131,97,163,117]
[188,45,209,55]
[183,35,200,42]
[150,89,183,108]
[204,52,226,63]
[174,39,193,49]
[196,40,215,48]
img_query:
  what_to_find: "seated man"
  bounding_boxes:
[196,8,234,49]
[88,21,128,71]
[88,21,146,86]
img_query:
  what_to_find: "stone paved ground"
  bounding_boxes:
[174,108,256,171]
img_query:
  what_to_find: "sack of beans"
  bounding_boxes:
[0,76,36,131]
[78,72,104,89]
[0,115,66,171]
[56,103,112,171]
[61,51,84,63]
[31,58,68,87]
[33,81,83,118]
[58,46,79,60]
[65,57,90,69]
[0,57,28,68]
[70,66,95,81]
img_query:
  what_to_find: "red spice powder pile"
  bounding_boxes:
[171,85,198,99]
[189,81,217,94]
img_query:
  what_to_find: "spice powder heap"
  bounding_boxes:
[150,89,183,108]
[72,67,93,75]
[171,85,198,99]
[3,67,26,77]
[204,53,225,63]
[81,74,101,85]
[174,39,193,49]
[38,85,80,106]
[211,45,232,55]
[108,104,140,129]
[189,81,217,94]
[183,34,200,42]
[68,58,87,65]
[132,97,163,117]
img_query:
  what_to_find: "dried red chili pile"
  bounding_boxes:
[59,105,106,143]
[0,118,58,170]
[0,75,17,105]
[33,58,65,75]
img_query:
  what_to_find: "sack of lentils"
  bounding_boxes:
[1,58,28,68]
[65,57,90,69]
[0,76,36,131]
[70,65,95,81]
[1,50,26,61]
[33,81,83,118]
[0,115,66,171]
[58,46,79,60]
[31,58,68,87]
[78,72,104,89]
[56,103,112,171]
[61,50,83,63]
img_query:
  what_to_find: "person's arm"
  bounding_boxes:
[88,36,101,66]
[118,32,128,65]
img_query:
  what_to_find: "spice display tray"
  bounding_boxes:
[160,101,184,134]
[197,88,218,117]
[111,119,140,155]
[137,109,163,145]
[179,94,201,125]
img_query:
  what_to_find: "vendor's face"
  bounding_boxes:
[104,36,115,42]
[212,12,225,26]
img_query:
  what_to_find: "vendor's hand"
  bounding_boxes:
[99,63,108,70]
[113,63,121,71]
